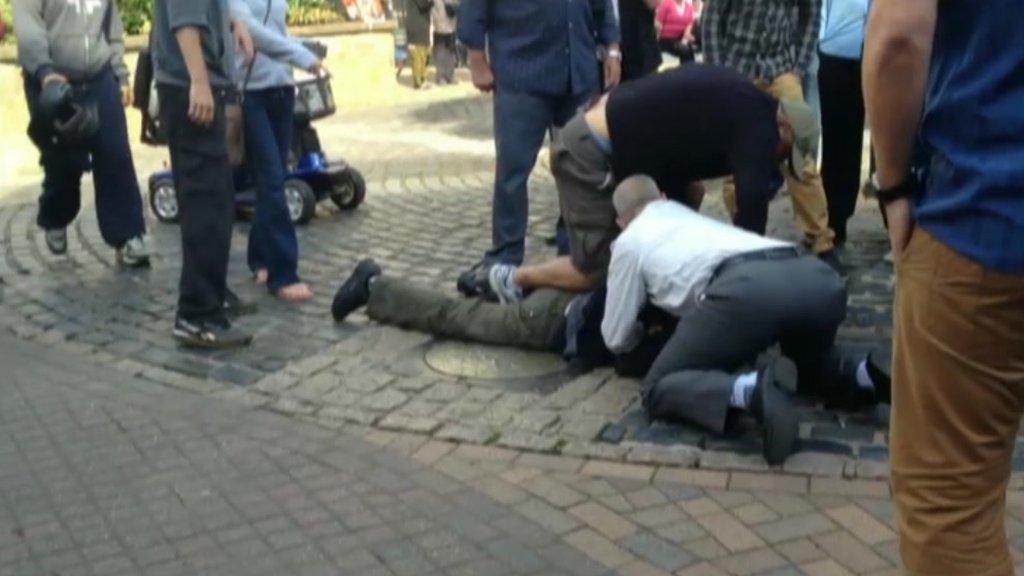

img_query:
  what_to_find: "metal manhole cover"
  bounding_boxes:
[424,341,566,381]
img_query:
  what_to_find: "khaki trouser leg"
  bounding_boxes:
[891,229,1024,576]
[410,45,429,87]
[761,73,835,253]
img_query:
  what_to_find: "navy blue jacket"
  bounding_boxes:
[457,0,619,98]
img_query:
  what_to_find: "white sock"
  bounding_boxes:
[856,360,875,391]
[729,372,759,410]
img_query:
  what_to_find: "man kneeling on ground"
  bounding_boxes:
[331,261,675,376]
[603,176,889,465]
[469,64,834,304]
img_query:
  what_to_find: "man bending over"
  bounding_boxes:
[476,64,831,304]
[603,176,889,465]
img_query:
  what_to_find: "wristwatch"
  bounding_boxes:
[876,178,916,205]
[606,49,622,61]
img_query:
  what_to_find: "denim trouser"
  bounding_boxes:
[158,84,235,323]
[243,87,300,292]
[487,89,590,265]
[23,68,146,247]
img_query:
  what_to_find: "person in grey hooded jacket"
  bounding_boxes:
[14,0,150,267]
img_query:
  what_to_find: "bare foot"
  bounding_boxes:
[254,269,268,285]
[276,283,314,302]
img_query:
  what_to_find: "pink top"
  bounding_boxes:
[655,0,696,41]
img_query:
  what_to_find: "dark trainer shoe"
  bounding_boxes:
[224,289,257,319]
[750,356,800,466]
[456,260,491,298]
[173,317,252,349]
[332,259,382,322]
[44,228,68,255]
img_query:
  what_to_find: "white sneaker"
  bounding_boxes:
[117,235,151,268]
[44,228,67,255]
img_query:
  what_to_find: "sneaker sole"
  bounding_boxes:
[173,328,253,350]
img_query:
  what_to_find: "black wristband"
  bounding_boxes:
[877,178,916,205]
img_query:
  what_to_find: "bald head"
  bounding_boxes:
[613,175,662,229]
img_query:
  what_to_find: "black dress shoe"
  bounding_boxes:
[750,356,800,466]
[828,350,891,409]
[332,259,382,322]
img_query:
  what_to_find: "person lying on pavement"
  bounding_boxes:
[330,260,676,377]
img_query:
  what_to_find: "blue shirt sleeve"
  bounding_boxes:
[599,0,620,45]
[457,0,488,50]
[167,0,211,32]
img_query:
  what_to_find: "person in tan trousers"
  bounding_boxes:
[701,0,838,264]
[865,0,1024,573]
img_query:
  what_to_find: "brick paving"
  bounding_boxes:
[0,84,1021,480]
[4,332,1024,575]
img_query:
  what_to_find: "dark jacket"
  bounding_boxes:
[618,0,662,82]
[405,0,433,46]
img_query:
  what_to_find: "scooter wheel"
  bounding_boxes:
[284,179,317,225]
[330,169,366,211]
[149,176,179,223]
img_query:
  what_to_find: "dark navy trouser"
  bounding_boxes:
[487,89,589,265]
[243,87,300,292]
[23,68,146,247]
[158,84,234,324]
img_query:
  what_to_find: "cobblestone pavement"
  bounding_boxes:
[0,86,1021,479]
[4,332,1022,576]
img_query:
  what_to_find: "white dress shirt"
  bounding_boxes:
[601,200,788,353]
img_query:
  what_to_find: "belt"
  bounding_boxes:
[710,246,803,281]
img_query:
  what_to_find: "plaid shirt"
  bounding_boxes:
[701,0,821,82]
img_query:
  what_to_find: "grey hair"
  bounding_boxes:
[613,175,661,218]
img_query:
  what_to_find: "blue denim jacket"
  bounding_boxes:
[458,0,619,98]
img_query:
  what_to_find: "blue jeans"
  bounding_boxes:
[243,87,300,291]
[487,89,589,265]
[23,68,146,247]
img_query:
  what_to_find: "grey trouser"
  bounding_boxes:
[367,277,574,351]
[550,112,617,282]
[642,253,847,434]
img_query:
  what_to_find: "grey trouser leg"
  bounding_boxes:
[367,277,574,351]
[551,113,618,281]
[642,256,847,434]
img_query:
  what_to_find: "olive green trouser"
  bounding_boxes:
[367,277,573,351]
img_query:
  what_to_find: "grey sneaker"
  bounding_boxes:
[117,235,151,268]
[44,228,67,255]
[488,263,523,304]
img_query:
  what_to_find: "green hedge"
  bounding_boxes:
[0,0,343,43]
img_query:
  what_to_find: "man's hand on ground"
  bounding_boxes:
[467,49,495,93]
[232,19,255,65]
[42,73,68,86]
[121,84,133,107]
[188,81,215,127]
[884,197,914,257]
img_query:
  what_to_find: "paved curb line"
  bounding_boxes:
[4,319,1021,494]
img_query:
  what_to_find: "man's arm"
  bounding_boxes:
[599,0,622,89]
[456,0,494,92]
[699,0,724,65]
[12,0,62,84]
[601,244,648,354]
[863,0,937,255]
[793,0,821,75]
[174,27,215,126]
